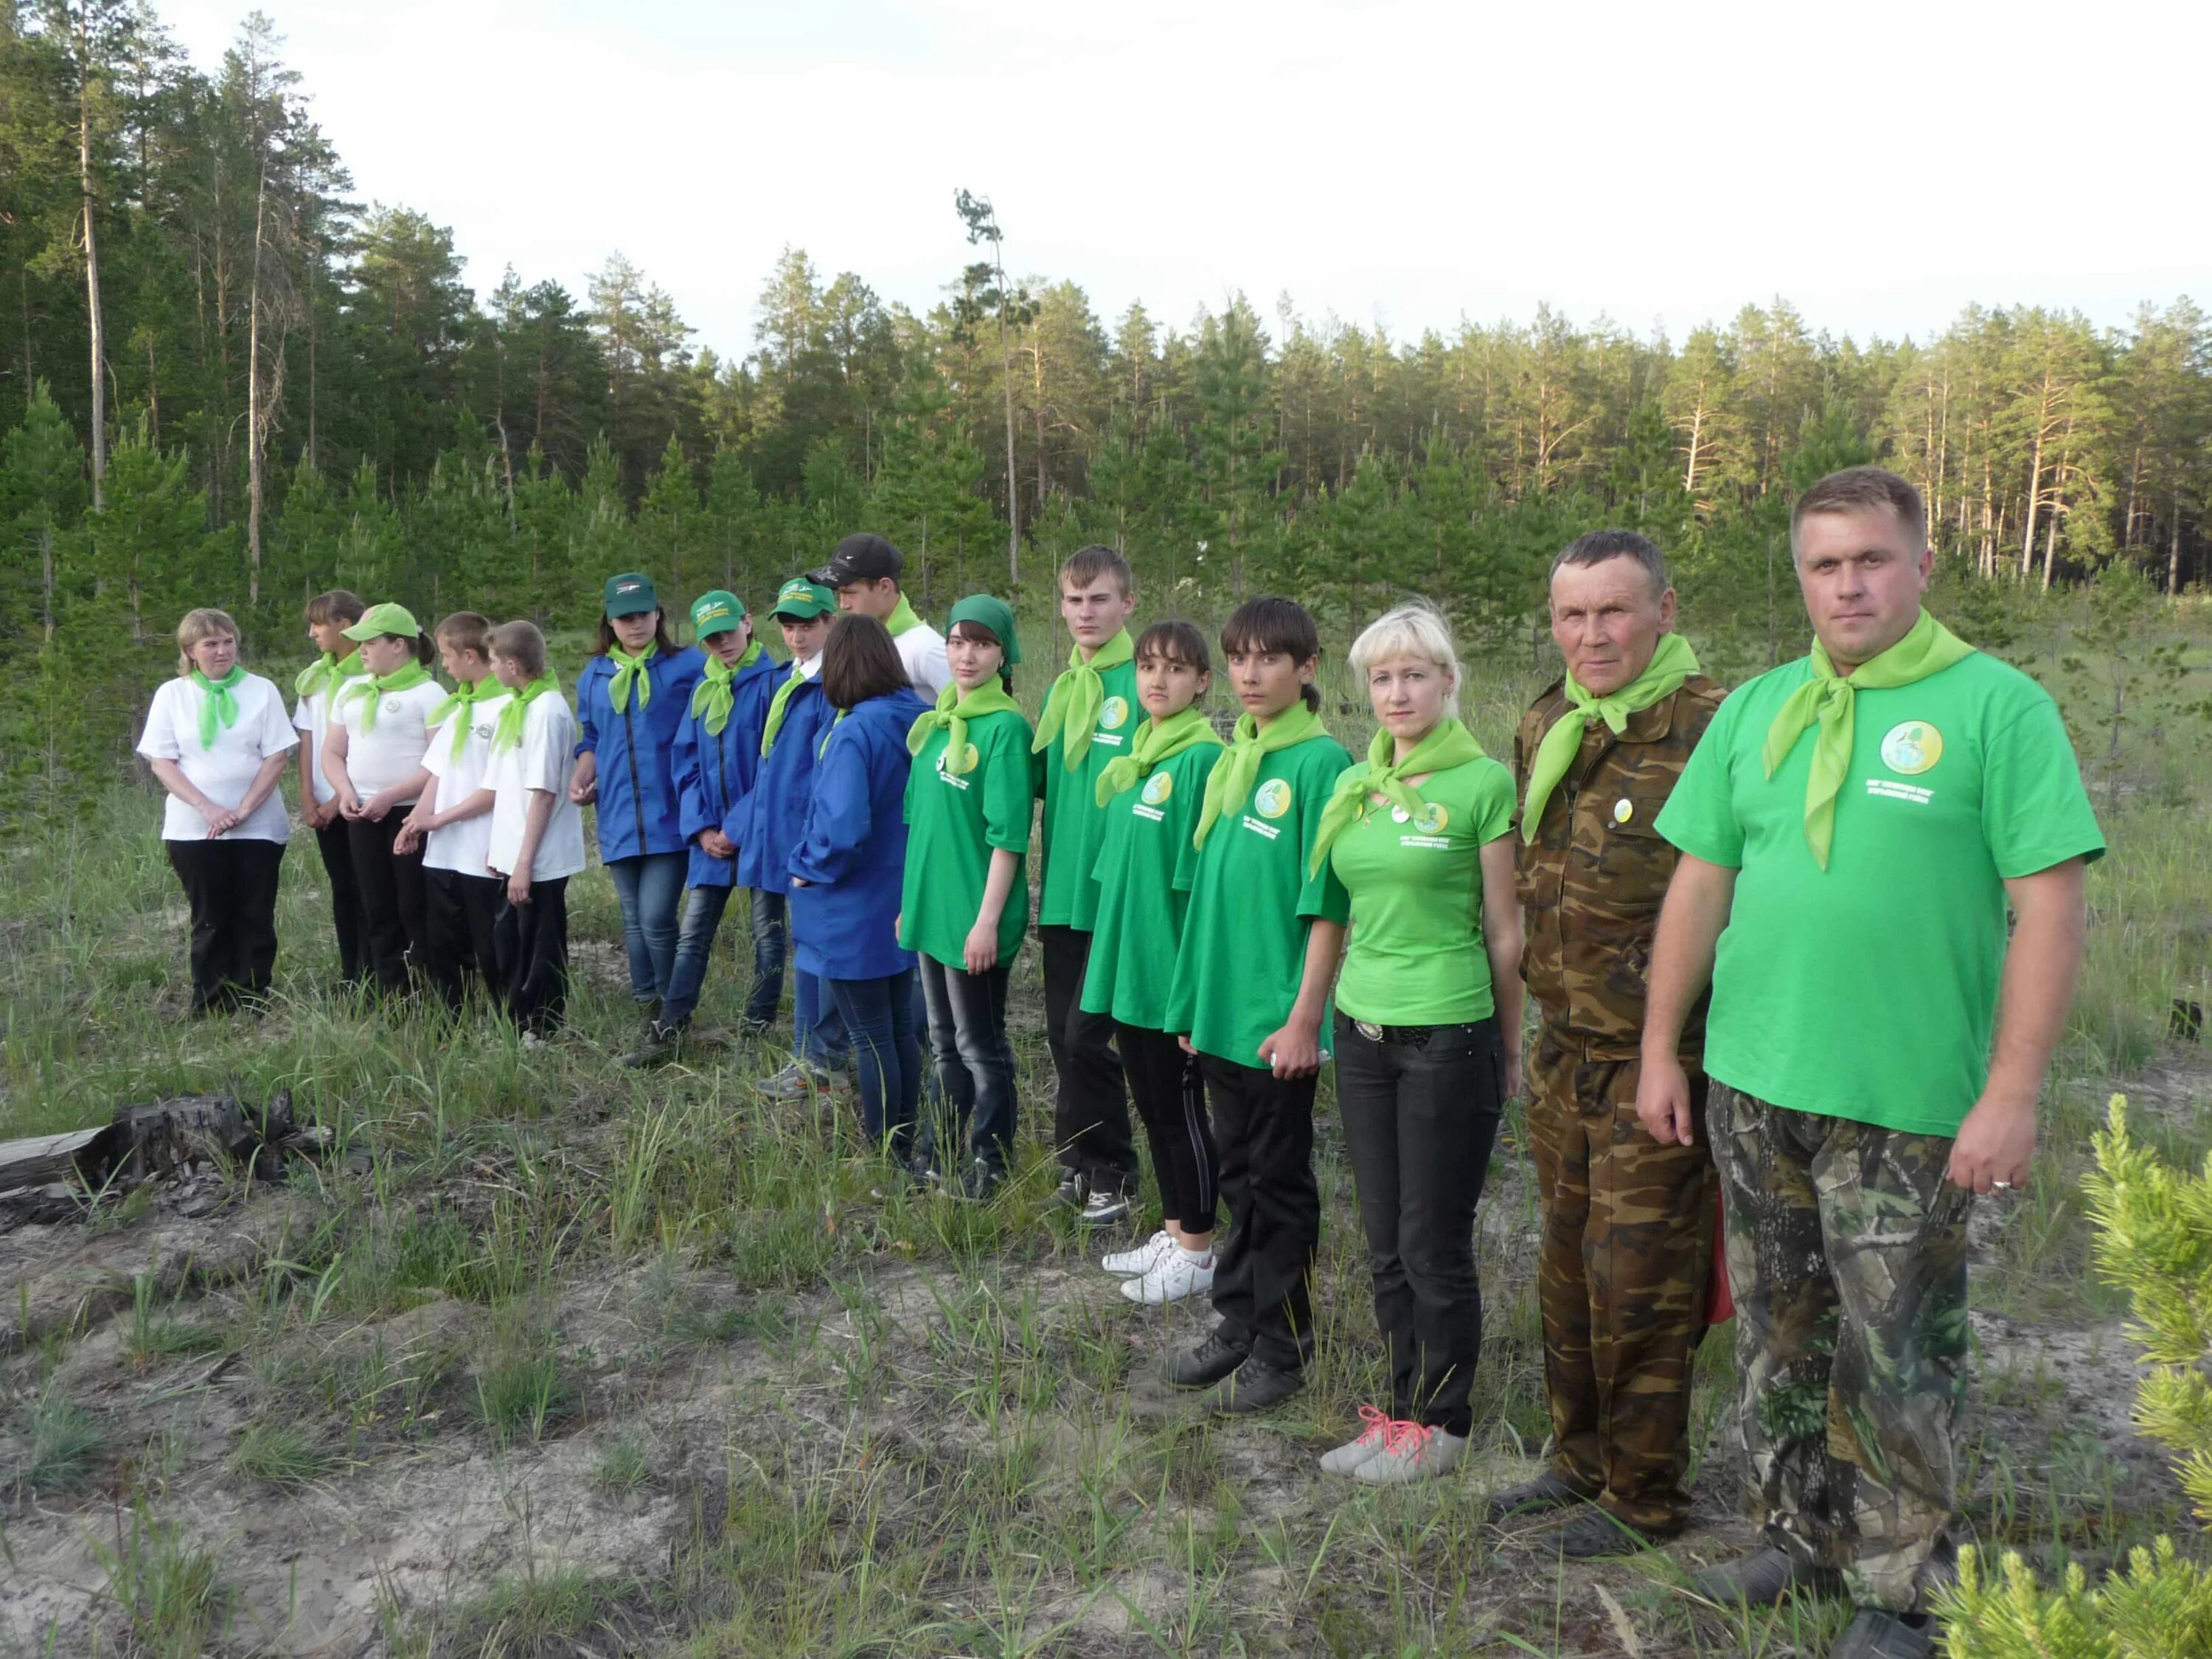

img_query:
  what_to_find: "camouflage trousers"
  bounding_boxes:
[1708,1082,1972,1614]
[1528,1032,1716,1531]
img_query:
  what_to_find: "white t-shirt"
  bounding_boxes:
[333,678,445,802]
[136,674,299,844]
[895,619,951,698]
[487,694,588,881]
[422,688,512,876]
[291,669,368,807]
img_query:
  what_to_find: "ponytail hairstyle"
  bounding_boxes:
[175,608,241,677]
[947,617,1015,694]
[397,629,437,668]
[1220,597,1323,713]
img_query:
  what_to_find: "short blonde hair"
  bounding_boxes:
[1348,603,1461,719]
[175,608,240,677]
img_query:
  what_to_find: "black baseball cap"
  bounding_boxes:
[821,533,904,588]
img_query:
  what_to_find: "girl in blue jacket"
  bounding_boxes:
[789,615,928,1165]
[568,572,705,1034]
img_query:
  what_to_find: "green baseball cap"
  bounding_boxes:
[689,589,747,637]
[341,601,422,641]
[771,577,837,620]
[602,571,658,617]
[947,594,1020,666]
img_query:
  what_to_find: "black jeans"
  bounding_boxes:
[1117,1022,1219,1234]
[1202,1054,1321,1371]
[916,955,1018,1172]
[1334,1012,1506,1436]
[312,816,368,983]
[1041,924,1135,1193]
[829,970,922,1162]
[425,867,501,1013]
[347,813,429,996]
[493,877,568,1035]
[744,888,787,1030]
[164,838,284,1012]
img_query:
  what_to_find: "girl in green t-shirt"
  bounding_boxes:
[1082,620,1227,1306]
[898,595,1034,1203]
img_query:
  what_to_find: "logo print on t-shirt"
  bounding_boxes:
[1391,801,1449,833]
[1880,721,1943,776]
[384,698,403,714]
[1101,696,1130,731]
[474,721,495,740]
[1141,771,1173,806]
[1253,778,1292,819]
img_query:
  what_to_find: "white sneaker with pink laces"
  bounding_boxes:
[1351,1418,1468,1484]
[1320,1404,1394,1476]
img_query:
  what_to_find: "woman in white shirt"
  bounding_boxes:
[292,588,371,987]
[323,601,445,998]
[135,608,299,1014]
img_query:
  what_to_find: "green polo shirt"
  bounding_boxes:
[1036,655,1141,931]
[1655,649,2104,1136]
[899,708,1034,969]
[1080,740,1224,1030]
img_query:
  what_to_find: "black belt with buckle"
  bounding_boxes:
[1352,1020,1446,1048]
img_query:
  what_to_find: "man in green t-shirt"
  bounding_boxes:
[1638,467,2104,1659]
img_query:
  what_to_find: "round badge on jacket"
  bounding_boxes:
[1102,696,1130,730]
[1141,771,1173,805]
[1881,721,1943,776]
[1254,779,1292,819]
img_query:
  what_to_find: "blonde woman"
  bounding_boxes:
[135,608,299,1013]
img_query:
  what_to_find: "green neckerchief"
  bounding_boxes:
[689,641,764,737]
[907,678,1022,775]
[605,642,659,713]
[760,661,816,757]
[295,648,365,703]
[1761,608,1975,870]
[1521,632,1702,842]
[817,706,849,760]
[1310,718,1486,875]
[190,666,247,750]
[1032,628,1133,768]
[1096,706,1223,807]
[429,677,501,759]
[340,661,433,734]
[491,674,558,754]
[1192,702,1326,849]
[886,594,922,638]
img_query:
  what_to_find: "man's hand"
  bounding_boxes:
[507,871,533,906]
[1257,1015,1321,1079]
[1947,1092,2036,1194]
[393,821,421,855]
[699,829,735,860]
[1635,1054,1697,1147]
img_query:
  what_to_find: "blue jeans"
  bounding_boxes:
[664,887,791,1032]
[796,968,848,1068]
[916,955,1018,1173]
[607,852,686,1008]
[828,969,920,1161]
[746,888,787,1031]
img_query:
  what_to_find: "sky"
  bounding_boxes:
[154,0,2211,366]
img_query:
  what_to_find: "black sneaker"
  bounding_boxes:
[955,1157,1004,1203]
[1828,1609,1936,1659]
[619,1022,679,1068]
[1684,1544,1843,1608]
[1077,1186,1133,1228]
[1200,1355,1304,1415]
[1483,1470,1596,1526]
[1555,1507,1675,1559]
[1056,1169,1084,1208]
[1161,1328,1251,1389]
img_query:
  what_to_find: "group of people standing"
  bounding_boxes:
[136,467,2101,1659]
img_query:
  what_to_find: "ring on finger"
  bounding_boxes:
[1992,1179,2012,1192]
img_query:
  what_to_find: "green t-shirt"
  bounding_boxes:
[899,707,1034,969]
[1166,731,1354,1068]
[1036,655,1141,930]
[1655,650,2104,1136]
[1080,739,1223,1029]
[1330,754,1517,1025]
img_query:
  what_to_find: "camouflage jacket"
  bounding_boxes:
[1512,672,1728,1062]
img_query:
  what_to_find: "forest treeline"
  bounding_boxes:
[3,1,2209,821]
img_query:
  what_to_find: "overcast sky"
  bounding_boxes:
[155,0,2211,364]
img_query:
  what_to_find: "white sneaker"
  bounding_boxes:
[1319,1405,1394,1476]
[1102,1231,1174,1276]
[1119,1248,1214,1306]
[1352,1421,1469,1485]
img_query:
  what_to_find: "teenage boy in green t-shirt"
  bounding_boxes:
[1637,467,2104,1659]
[1034,545,1143,1225]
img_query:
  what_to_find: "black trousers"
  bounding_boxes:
[1335,1014,1506,1436]
[1202,1054,1321,1371]
[164,838,284,1013]
[1116,1022,1219,1234]
[917,956,1019,1172]
[346,813,429,996]
[494,877,568,1035]
[312,816,369,983]
[425,866,502,1013]
[1040,924,1135,1192]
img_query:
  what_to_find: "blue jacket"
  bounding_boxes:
[672,652,785,888]
[788,687,928,982]
[574,645,706,862]
[735,667,832,891]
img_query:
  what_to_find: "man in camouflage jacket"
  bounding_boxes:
[1491,529,1726,1558]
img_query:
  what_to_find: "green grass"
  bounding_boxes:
[11,1383,103,1494]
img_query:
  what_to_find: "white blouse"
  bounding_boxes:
[422,689,512,876]
[136,674,299,843]
[332,678,446,801]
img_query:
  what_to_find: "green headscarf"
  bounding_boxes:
[339,661,433,733]
[906,678,1023,775]
[491,674,558,754]
[605,641,658,713]
[1095,705,1223,807]
[1521,632,1701,841]
[191,666,247,750]
[1761,608,1975,869]
[1192,702,1326,849]
[946,594,1021,665]
[296,649,366,703]
[689,641,765,737]
[1310,717,1487,874]
[428,678,501,758]
[1034,627,1133,768]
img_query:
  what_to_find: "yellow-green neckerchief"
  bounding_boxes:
[689,641,764,737]
[1032,628,1133,768]
[339,661,433,734]
[490,674,558,754]
[760,661,815,757]
[817,707,849,760]
[190,666,247,749]
[1761,609,1975,869]
[1309,719,1486,875]
[1192,702,1325,850]
[428,677,501,759]
[1521,632,1701,841]
[1095,706,1223,807]
[295,649,365,703]
[905,679,1022,775]
[605,642,660,713]
[886,594,923,638]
